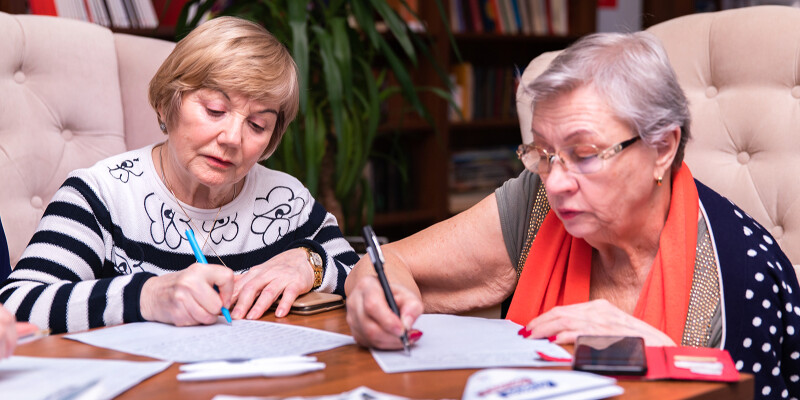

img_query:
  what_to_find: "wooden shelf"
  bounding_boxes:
[449,119,522,150]
[450,118,520,132]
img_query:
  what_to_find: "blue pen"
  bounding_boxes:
[185,229,233,324]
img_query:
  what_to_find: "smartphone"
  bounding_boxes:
[288,292,345,315]
[572,335,648,376]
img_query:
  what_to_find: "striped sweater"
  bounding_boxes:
[0,144,359,333]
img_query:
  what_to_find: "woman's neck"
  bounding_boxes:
[155,143,239,210]
[588,180,673,288]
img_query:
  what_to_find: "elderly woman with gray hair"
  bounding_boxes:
[345,32,800,399]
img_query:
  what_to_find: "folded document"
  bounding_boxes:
[463,369,624,400]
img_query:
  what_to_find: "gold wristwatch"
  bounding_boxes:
[301,247,323,289]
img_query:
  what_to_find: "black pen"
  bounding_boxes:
[362,225,411,356]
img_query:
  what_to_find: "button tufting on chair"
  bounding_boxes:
[737,151,750,164]
[0,12,176,266]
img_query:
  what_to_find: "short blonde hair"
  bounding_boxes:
[149,17,299,159]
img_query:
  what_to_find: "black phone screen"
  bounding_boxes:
[573,335,648,376]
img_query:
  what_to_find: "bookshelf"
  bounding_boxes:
[0,0,181,40]
[368,0,599,241]
[371,0,714,241]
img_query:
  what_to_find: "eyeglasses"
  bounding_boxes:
[516,136,640,175]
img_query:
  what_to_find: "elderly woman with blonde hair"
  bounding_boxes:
[1,17,357,332]
[345,32,800,399]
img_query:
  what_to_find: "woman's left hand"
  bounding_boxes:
[523,299,676,346]
[231,248,315,319]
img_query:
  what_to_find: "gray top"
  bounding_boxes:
[495,169,541,267]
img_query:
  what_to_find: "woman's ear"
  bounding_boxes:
[655,126,681,178]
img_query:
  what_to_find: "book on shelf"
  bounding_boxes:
[449,147,523,213]
[530,0,549,35]
[515,0,530,34]
[449,63,516,122]
[450,62,474,122]
[29,0,177,29]
[29,0,57,16]
[449,0,567,35]
[449,0,466,32]
[497,0,517,34]
[466,0,484,33]
[549,0,569,35]
[479,0,499,33]
[366,157,413,215]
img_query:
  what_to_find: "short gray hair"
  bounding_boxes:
[528,31,690,170]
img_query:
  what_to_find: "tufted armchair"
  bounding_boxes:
[516,5,800,272]
[0,12,174,266]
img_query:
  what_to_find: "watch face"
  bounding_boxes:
[310,252,323,267]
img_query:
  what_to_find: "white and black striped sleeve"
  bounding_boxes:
[0,176,154,333]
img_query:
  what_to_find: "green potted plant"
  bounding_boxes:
[175,0,454,233]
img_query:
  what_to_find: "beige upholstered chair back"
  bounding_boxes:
[0,12,175,265]
[516,5,800,269]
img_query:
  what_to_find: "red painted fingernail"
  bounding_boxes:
[408,329,423,342]
[517,327,532,337]
[548,335,557,343]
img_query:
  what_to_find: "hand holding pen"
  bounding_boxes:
[362,225,418,355]
[138,232,234,327]
[185,229,232,324]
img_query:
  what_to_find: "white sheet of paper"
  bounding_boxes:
[0,356,170,400]
[65,317,355,362]
[462,368,624,400]
[371,314,573,373]
[213,386,413,400]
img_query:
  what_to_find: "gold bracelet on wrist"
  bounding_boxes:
[301,247,323,290]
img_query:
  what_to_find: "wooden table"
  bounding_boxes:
[15,309,753,399]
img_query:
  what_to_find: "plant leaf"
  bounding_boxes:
[330,18,352,105]
[313,26,346,179]
[367,0,416,63]
[289,1,310,114]
[377,37,430,124]
[350,0,379,49]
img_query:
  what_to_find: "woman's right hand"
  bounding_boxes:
[0,305,17,359]
[345,275,424,350]
[140,263,234,326]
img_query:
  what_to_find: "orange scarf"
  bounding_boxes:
[506,163,698,345]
